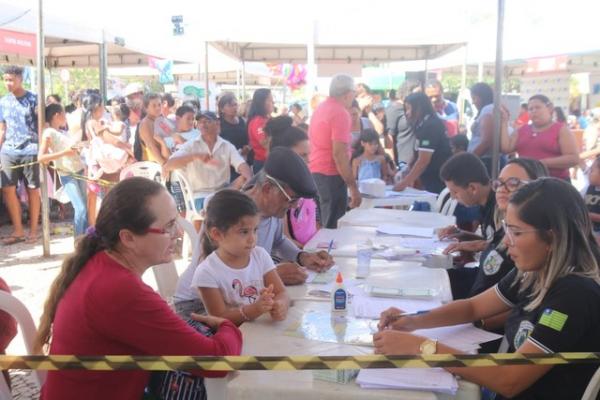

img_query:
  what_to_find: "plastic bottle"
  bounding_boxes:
[331,272,348,316]
[356,239,373,279]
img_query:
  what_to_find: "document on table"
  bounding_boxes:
[413,324,503,352]
[384,187,436,198]
[357,368,458,395]
[376,224,434,238]
[306,267,338,284]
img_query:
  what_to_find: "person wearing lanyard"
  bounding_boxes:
[393,92,452,194]
[375,178,600,399]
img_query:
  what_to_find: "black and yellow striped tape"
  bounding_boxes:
[1,353,599,371]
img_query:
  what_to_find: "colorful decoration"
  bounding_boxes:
[148,57,174,84]
[268,63,307,90]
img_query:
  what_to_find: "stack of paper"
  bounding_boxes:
[384,186,436,198]
[357,368,459,394]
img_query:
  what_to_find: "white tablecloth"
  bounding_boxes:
[224,258,480,400]
[338,208,455,230]
[304,227,453,269]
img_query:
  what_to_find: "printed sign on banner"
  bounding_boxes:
[178,80,218,111]
[0,29,36,58]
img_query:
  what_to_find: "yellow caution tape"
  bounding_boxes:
[1,353,599,371]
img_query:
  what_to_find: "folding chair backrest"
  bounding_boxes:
[436,187,458,217]
[171,170,201,219]
[0,291,46,389]
[582,366,600,400]
[119,161,163,184]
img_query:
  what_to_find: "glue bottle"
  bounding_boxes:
[331,272,348,316]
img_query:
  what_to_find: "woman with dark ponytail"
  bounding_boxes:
[37,177,242,400]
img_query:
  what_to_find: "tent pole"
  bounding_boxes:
[423,49,430,90]
[491,0,505,180]
[241,61,246,102]
[36,0,50,256]
[204,41,209,111]
[459,44,468,126]
[236,64,241,99]
[99,31,108,102]
[306,20,317,118]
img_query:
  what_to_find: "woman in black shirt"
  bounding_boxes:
[218,93,250,181]
[393,92,451,194]
[375,178,600,399]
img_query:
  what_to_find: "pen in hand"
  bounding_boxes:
[327,239,334,254]
[380,310,429,330]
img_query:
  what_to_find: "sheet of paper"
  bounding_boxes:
[384,186,436,198]
[352,296,442,319]
[306,267,338,284]
[414,324,503,350]
[376,224,434,238]
[357,368,458,394]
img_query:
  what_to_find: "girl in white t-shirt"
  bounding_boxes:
[191,189,289,325]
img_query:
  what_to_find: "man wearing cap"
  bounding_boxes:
[309,73,361,229]
[172,147,334,316]
[163,111,252,221]
[243,147,334,285]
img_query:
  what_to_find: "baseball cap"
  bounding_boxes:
[263,147,317,199]
[123,82,144,97]
[197,111,219,121]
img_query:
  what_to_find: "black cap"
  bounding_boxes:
[264,147,317,199]
[197,111,219,121]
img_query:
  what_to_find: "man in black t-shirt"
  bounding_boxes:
[439,153,497,299]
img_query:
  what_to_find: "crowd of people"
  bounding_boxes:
[1,63,600,399]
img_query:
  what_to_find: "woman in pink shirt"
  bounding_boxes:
[37,177,242,400]
[500,94,579,180]
[247,88,274,173]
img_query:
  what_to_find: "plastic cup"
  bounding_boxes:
[356,243,372,278]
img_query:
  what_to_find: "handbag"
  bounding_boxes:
[51,169,71,204]
[142,318,213,400]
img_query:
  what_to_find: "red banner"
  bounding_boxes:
[0,29,36,58]
[525,55,568,73]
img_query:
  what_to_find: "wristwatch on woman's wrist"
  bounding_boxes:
[419,339,438,355]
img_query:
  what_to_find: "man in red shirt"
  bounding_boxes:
[309,74,362,228]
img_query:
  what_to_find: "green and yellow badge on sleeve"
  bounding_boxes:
[539,309,568,332]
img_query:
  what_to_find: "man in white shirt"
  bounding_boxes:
[163,111,252,212]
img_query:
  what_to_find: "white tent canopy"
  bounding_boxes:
[0,2,161,67]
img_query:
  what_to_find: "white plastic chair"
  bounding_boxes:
[170,170,202,221]
[435,187,458,216]
[170,170,204,259]
[0,291,46,397]
[582,366,600,400]
[119,161,163,183]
